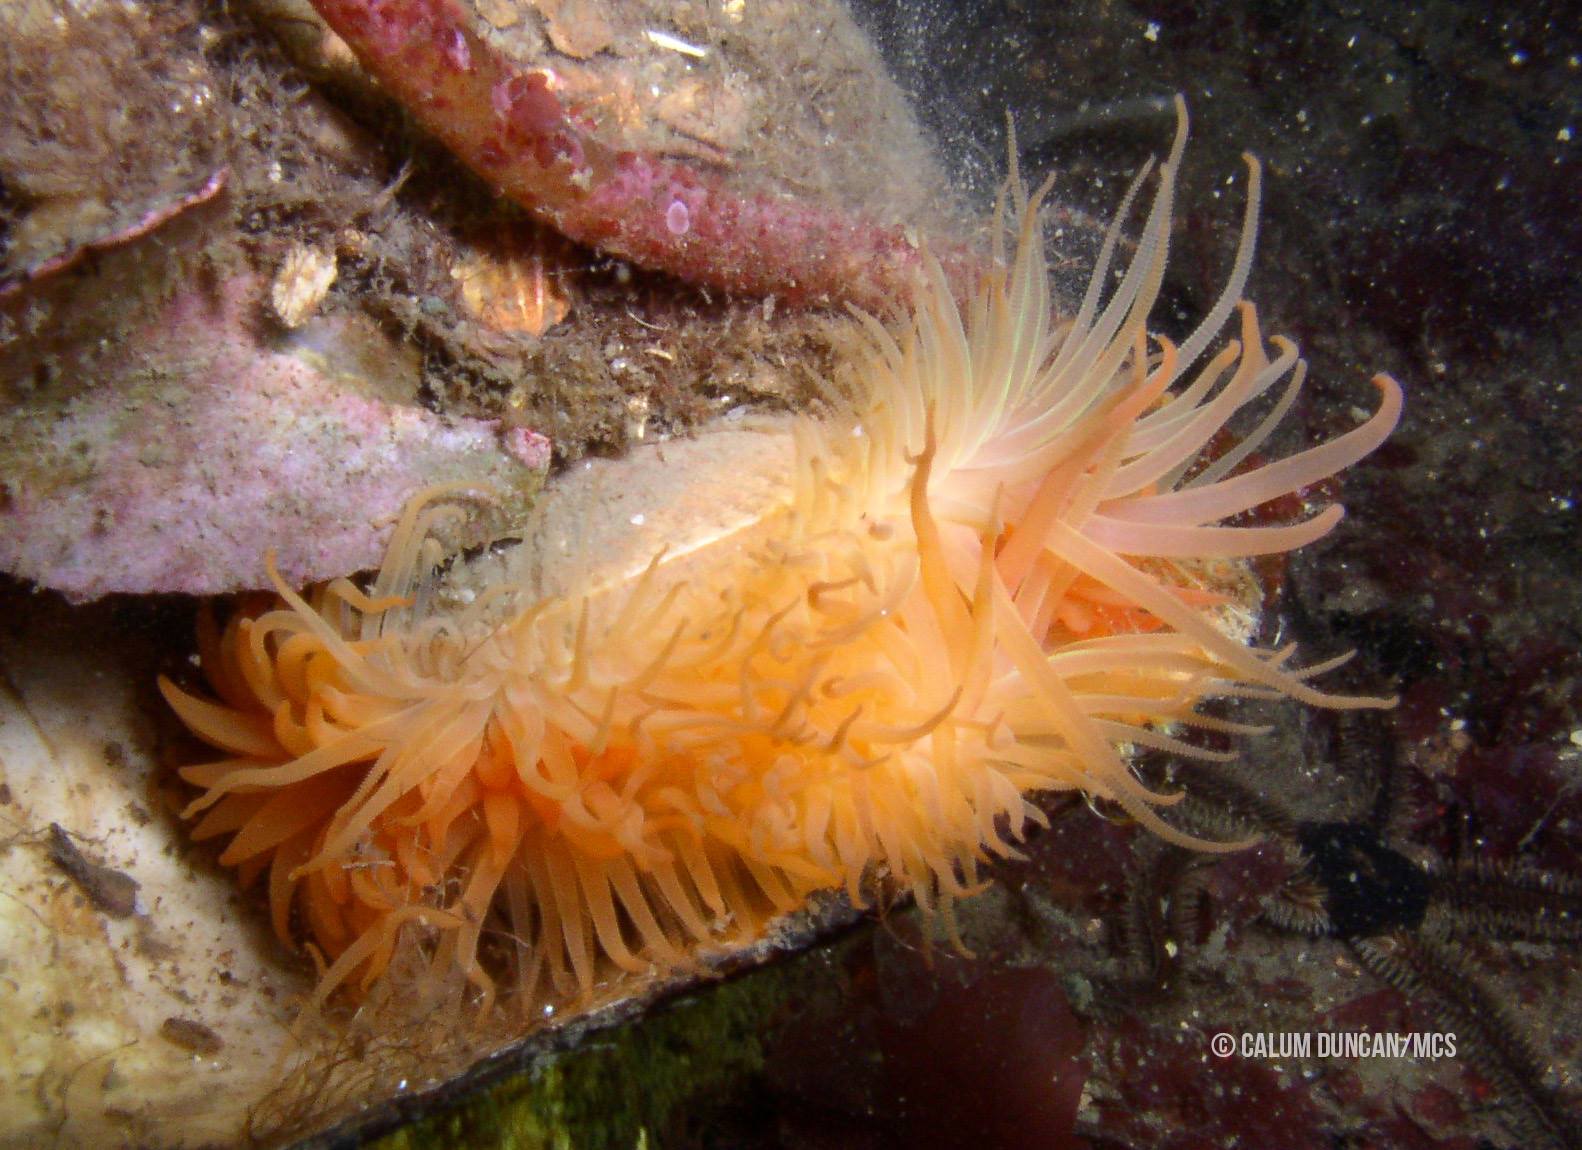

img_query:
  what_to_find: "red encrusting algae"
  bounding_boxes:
[309,0,977,309]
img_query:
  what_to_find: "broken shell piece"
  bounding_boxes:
[453,225,574,336]
[479,0,523,31]
[535,0,615,60]
[623,393,650,441]
[270,242,338,327]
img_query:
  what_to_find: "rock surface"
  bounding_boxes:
[1,276,549,600]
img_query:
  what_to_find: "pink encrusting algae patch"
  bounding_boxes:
[0,277,549,601]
